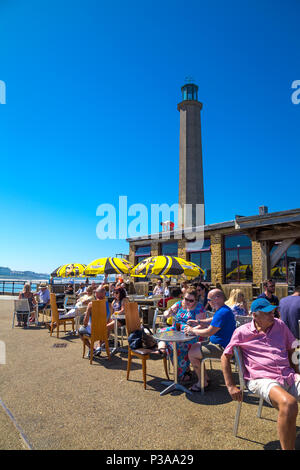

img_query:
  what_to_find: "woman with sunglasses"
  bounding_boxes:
[194,283,210,310]
[157,287,206,384]
[106,287,127,335]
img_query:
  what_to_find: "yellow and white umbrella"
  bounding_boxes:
[84,257,133,277]
[130,256,204,279]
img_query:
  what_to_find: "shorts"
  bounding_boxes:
[247,376,300,406]
[78,326,91,337]
[200,342,224,359]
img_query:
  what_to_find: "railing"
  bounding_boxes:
[0,279,49,296]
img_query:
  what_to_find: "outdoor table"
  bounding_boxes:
[110,314,127,355]
[133,298,161,307]
[64,305,84,333]
[153,330,197,396]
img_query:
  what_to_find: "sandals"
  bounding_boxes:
[180,370,194,384]
[190,383,202,392]
[158,348,167,357]
[190,382,211,392]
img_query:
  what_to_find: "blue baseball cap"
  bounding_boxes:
[250,298,276,313]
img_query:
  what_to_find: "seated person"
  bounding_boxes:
[164,280,171,298]
[78,286,111,356]
[76,283,86,297]
[185,289,236,392]
[194,283,209,310]
[109,283,116,296]
[115,277,124,289]
[18,283,37,326]
[163,288,182,324]
[225,288,249,316]
[64,284,74,295]
[120,282,128,296]
[106,287,128,336]
[90,281,97,292]
[257,279,280,318]
[46,286,95,331]
[157,287,206,384]
[65,286,95,318]
[221,298,300,451]
[180,281,189,297]
[34,282,50,312]
[153,280,164,296]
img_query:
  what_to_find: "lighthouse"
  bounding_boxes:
[178,82,204,229]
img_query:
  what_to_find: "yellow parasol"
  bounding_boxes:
[83,257,133,277]
[51,263,87,278]
[130,256,204,279]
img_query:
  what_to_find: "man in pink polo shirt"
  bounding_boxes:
[221,298,300,450]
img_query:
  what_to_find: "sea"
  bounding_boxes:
[0,274,117,294]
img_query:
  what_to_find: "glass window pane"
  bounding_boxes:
[225,251,239,281]
[225,234,251,249]
[270,243,300,282]
[161,242,178,256]
[287,244,300,261]
[135,255,149,264]
[202,239,211,250]
[225,247,252,282]
[190,252,201,266]
[190,251,211,282]
[200,251,211,282]
[238,248,253,282]
[135,245,151,256]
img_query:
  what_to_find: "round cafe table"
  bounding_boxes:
[111,314,127,354]
[153,330,196,396]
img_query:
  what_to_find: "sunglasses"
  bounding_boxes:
[207,298,214,301]
[184,297,195,303]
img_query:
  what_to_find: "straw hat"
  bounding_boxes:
[39,282,48,288]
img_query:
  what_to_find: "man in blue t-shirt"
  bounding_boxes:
[279,286,300,339]
[257,279,279,317]
[184,289,236,392]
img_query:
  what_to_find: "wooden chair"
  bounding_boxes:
[125,302,169,390]
[49,293,75,338]
[82,300,111,364]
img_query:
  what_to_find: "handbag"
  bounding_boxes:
[141,326,157,349]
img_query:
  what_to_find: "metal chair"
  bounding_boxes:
[152,307,162,333]
[118,324,127,347]
[233,346,265,436]
[235,315,253,328]
[12,299,31,328]
[200,315,253,393]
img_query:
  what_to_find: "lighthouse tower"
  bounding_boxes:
[177,82,204,229]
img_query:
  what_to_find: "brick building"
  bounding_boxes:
[126,83,300,299]
[127,207,300,299]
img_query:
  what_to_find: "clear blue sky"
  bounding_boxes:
[0,0,299,273]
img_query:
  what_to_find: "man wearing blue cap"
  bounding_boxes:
[221,297,300,450]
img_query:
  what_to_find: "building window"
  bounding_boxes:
[161,242,178,256]
[188,239,211,281]
[225,234,252,283]
[271,242,300,283]
[135,245,151,265]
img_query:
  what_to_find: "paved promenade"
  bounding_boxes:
[0,297,299,450]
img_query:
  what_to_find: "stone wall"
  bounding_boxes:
[210,232,224,285]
